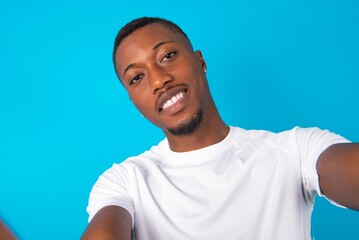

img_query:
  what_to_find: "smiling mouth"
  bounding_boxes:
[159,89,187,112]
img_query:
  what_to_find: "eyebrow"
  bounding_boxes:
[153,40,175,50]
[123,63,136,79]
[122,40,175,78]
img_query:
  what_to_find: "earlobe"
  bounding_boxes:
[195,50,207,73]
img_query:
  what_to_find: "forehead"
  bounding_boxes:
[115,24,191,69]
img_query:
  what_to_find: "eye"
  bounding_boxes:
[161,51,177,62]
[129,74,143,85]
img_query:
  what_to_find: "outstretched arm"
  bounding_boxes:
[81,205,132,240]
[317,143,359,210]
[0,220,17,240]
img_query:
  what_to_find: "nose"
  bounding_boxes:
[149,66,174,94]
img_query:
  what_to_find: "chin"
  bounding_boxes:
[166,109,203,136]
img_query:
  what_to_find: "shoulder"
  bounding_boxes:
[103,138,169,177]
[231,125,345,142]
[229,126,348,157]
[229,126,290,146]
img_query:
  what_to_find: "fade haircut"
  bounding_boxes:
[112,17,191,72]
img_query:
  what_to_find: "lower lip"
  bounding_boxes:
[161,93,187,115]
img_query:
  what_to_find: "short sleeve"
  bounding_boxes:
[295,127,350,204]
[86,163,135,226]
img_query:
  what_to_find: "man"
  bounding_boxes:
[82,17,359,240]
[0,220,17,240]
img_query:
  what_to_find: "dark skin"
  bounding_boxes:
[0,220,17,240]
[81,23,359,240]
[317,143,359,209]
[81,206,132,240]
[115,23,229,152]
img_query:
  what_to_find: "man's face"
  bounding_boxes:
[114,23,211,135]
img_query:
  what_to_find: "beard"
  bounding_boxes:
[167,109,203,136]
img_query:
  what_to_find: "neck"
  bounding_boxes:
[164,103,229,152]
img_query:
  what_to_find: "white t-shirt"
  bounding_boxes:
[87,126,349,240]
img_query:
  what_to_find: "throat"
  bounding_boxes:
[165,107,230,152]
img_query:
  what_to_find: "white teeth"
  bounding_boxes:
[162,91,185,110]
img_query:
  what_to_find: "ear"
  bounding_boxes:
[194,50,207,73]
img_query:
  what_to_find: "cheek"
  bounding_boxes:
[132,99,162,126]
[179,58,200,74]
[132,98,147,112]
[130,94,154,116]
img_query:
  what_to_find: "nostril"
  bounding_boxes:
[154,87,160,94]
[163,79,172,87]
[153,79,172,94]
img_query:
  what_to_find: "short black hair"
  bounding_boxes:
[112,17,191,72]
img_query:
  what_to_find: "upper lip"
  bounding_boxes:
[156,84,188,112]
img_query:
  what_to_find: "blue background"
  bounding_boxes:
[0,0,358,239]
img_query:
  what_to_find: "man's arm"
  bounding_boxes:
[81,205,132,240]
[317,143,359,210]
[0,220,17,240]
